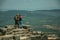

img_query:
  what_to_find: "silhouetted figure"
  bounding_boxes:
[19,14,22,26]
[14,14,19,28]
[14,14,23,28]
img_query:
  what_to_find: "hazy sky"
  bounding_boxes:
[0,0,60,11]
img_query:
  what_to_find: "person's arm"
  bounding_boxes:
[21,16,25,18]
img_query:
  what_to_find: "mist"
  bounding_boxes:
[0,0,60,11]
[58,0,60,8]
[0,0,5,10]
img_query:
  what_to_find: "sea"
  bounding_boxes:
[0,10,60,36]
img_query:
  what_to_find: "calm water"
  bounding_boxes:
[0,10,60,36]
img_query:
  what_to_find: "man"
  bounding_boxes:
[14,14,23,28]
[19,14,22,27]
[14,14,19,28]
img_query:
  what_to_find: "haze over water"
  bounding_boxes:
[0,0,60,11]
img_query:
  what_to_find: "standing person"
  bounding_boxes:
[14,14,20,28]
[18,14,24,28]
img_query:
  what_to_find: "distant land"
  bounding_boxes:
[0,9,60,11]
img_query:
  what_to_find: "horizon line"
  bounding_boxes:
[0,9,60,11]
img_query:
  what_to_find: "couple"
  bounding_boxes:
[14,14,23,28]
